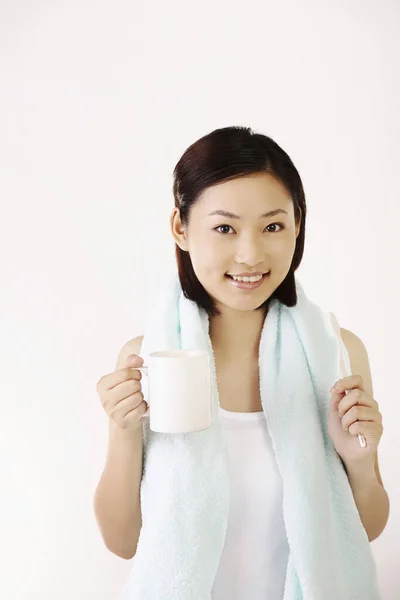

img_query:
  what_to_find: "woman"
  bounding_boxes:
[94,126,389,599]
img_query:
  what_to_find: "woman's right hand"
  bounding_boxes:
[96,354,148,431]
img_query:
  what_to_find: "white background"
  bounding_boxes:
[1,1,399,598]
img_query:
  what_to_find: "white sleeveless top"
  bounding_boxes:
[211,406,289,599]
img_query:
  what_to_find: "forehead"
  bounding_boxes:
[196,172,292,212]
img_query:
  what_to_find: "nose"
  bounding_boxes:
[234,233,265,267]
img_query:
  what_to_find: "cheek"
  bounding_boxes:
[190,235,227,265]
[268,236,297,262]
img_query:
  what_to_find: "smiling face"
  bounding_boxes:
[171,172,301,314]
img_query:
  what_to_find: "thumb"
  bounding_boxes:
[125,353,144,367]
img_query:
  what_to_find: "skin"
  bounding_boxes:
[170,171,301,360]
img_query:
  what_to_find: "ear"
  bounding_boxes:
[170,207,189,251]
[295,206,302,238]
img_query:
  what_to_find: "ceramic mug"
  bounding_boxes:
[136,349,212,433]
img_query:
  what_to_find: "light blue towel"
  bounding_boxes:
[117,272,381,600]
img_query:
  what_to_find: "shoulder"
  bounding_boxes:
[339,326,364,350]
[115,335,144,370]
[339,327,373,397]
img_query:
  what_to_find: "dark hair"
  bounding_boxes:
[172,126,306,317]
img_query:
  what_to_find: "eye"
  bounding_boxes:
[266,222,285,233]
[213,223,285,234]
[214,224,234,234]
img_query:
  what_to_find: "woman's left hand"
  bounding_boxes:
[327,374,383,463]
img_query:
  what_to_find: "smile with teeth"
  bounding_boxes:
[228,273,266,282]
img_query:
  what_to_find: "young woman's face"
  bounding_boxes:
[171,172,301,313]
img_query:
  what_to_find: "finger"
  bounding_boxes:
[337,388,375,415]
[123,399,148,421]
[330,374,365,394]
[107,378,142,406]
[125,354,144,368]
[341,406,382,433]
[110,392,146,420]
[329,387,346,414]
[348,420,383,439]
[99,366,143,392]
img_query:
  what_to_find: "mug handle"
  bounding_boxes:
[136,366,150,418]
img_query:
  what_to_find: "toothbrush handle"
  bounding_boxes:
[358,433,367,448]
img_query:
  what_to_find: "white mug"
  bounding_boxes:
[136,349,212,433]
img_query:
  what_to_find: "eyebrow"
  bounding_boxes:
[207,208,288,219]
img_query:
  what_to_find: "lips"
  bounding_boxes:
[226,272,269,280]
[225,272,270,290]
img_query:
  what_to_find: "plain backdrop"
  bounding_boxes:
[1,1,399,599]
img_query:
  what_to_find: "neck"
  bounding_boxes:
[209,306,267,361]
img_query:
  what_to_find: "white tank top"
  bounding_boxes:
[211,406,289,599]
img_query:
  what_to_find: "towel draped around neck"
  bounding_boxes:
[117,272,381,600]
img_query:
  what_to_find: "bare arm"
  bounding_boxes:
[93,336,144,559]
[340,327,390,541]
[344,459,390,542]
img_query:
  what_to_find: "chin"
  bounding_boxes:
[217,295,268,313]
